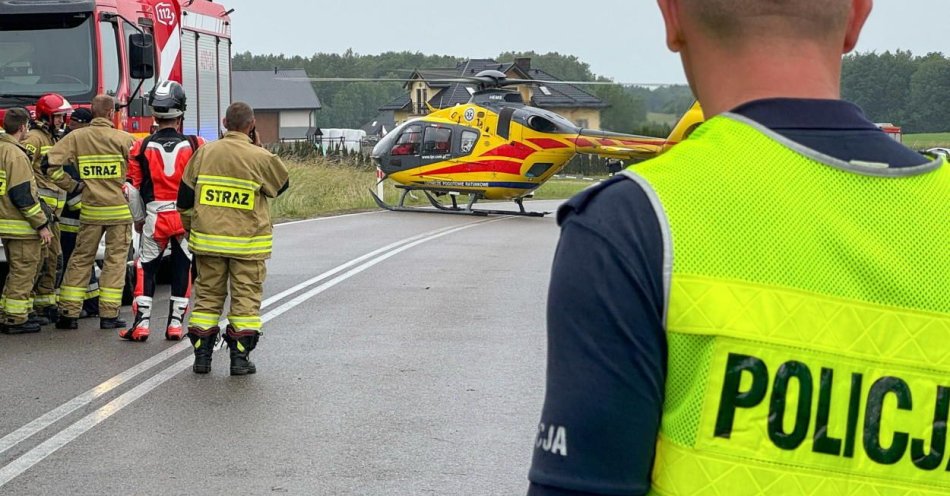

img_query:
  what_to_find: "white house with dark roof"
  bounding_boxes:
[379,58,608,129]
[232,69,321,145]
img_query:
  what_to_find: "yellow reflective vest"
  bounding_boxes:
[627,114,950,495]
[178,131,289,260]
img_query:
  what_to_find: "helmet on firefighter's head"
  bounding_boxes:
[149,80,187,119]
[35,93,73,123]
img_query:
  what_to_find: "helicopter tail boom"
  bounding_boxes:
[570,101,706,160]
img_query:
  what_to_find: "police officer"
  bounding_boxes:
[529,1,950,495]
[45,95,134,331]
[58,107,101,319]
[123,81,203,342]
[21,93,71,322]
[177,101,288,375]
[0,108,53,334]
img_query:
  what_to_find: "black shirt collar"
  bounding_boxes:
[730,98,880,131]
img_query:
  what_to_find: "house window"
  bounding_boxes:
[390,125,422,156]
[576,119,589,129]
[465,86,475,95]
[415,88,428,114]
[539,85,552,96]
[423,126,451,155]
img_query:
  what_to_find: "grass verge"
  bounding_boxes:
[904,133,950,150]
[270,159,602,220]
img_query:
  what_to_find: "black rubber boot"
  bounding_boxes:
[1,320,41,335]
[187,327,219,374]
[100,317,128,330]
[55,315,79,330]
[43,305,59,323]
[28,312,49,327]
[224,326,259,376]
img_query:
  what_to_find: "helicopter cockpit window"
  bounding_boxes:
[391,125,422,156]
[423,126,452,155]
[460,130,478,154]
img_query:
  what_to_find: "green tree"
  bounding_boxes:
[593,84,647,133]
[496,51,596,82]
[907,53,950,132]
[842,50,917,124]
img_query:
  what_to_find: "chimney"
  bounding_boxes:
[514,57,531,71]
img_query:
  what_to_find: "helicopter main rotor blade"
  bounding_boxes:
[277,77,482,83]
[277,76,683,89]
[498,79,674,88]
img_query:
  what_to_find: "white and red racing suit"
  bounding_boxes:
[126,129,204,339]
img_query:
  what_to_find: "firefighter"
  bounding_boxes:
[123,81,203,342]
[21,93,71,323]
[44,95,134,331]
[0,108,53,334]
[58,107,101,319]
[177,101,289,375]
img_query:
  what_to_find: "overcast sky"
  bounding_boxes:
[223,1,948,85]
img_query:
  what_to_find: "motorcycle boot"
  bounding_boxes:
[165,297,188,341]
[120,296,151,342]
[187,326,219,374]
[223,326,259,376]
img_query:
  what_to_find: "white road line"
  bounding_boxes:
[0,221,475,461]
[0,217,505,488]
[275,210,381,228]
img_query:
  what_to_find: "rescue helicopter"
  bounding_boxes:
[291,70,704,216]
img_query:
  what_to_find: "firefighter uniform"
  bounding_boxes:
[177,131,289,374]
[0,133,50,330]
[45,117,134,325]
[59,191,101,316]
[21,125,66,316]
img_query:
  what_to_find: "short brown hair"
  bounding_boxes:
[225,102,255,131]
[682,0,851,42]
[91,94,115,119]
[2,107,30,134]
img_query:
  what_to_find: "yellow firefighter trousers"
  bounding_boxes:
[58,223,130,319]
[2,238,43,325]
[189,255,266,333]
[34,223,61,309]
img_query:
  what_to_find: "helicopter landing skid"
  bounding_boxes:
[369,187,548,217]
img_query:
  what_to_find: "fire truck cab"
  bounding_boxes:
[0,0,232,141]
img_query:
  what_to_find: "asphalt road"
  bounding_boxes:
[0,200,564,495]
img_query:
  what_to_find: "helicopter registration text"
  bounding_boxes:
[200,185,255,210]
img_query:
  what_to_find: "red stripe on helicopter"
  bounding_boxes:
[414,160,523,177]
[597,139,619,146]
[480,141,537,160]
[526,138,569,150]
[568,137,595,148]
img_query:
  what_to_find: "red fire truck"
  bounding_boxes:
[0,0,232,141]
